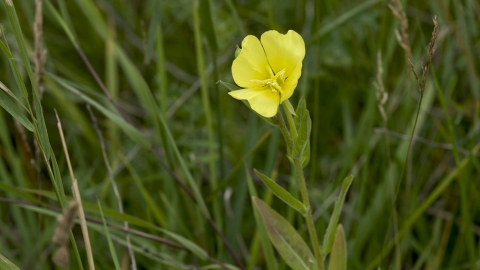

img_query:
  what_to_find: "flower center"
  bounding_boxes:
[251,68,287,94]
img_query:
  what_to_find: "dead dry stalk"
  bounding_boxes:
[33,0,46,99]
[373,51,388,123]
[388,0,412,61]
[408,17,439,96]
[52,201,79,268]
[56,111,96,270]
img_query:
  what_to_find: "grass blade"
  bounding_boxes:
[322,175,353,255]
[97,199,121,270]
[0,252,19,270]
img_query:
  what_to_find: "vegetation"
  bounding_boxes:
[0,0,479,269]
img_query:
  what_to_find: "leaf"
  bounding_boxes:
[284,100,296,116]
[0,252,19,270]
[254,169,308,215]
[217,80,241,91]
[293,97,311,159]
[327,224,347,270]
[198,0,218,52]
[0,39,12,58]
[97,199,121,270]
[234,45,241,58]
[302,138,310,168]
[322,175,353,255]
[4,0,51,159]
[49,74,151,149]
[0,87,34,131]
[200,265,241,270]
[18,195,208,262]
[253,197,316,270]
[245,167,276,270]
[160,230,208,261]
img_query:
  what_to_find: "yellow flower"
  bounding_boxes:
[229,30,305,118]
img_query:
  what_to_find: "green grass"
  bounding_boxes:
[0,0,479,269]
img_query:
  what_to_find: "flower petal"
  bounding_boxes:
[229,89,280,118]
[260,30,305,78]
[280,62,302,102]
[232,35,271,88]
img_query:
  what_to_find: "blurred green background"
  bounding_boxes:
[0,0,479,269]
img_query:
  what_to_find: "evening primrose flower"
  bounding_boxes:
[229,30,305,118]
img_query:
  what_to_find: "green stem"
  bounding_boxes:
[275,111,324,270]
[192,0,223,262]
[274,111,293,152]
[294,158,324,270]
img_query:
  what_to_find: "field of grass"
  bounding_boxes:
[0,0,479,269]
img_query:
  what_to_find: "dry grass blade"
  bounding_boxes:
[56,111,95,270]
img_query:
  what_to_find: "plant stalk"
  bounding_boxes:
[275,110,324,270]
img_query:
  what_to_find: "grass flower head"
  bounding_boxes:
[229,30,305,117]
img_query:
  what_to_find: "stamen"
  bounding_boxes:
[250,68,287,94]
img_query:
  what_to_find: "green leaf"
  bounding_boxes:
[97,199,121,270]
[0,252,19,270]
[200,265,241,270]
[49,74,151,149]
[4,0,51,159]
[301,138,310,168]
[160,230,208,261]
[254,169,308,215]
[327,224,347,270]
[293,97,311,159]
[18,192,209,261]
[218,80,241,91]
[322,175,353,255]
[198,0,218,52]
[0,88,34,131]
[235,45,241,58]
[253,197,316,270]
[284,99,296,116]
[245,168,276,270]
[0,39,12,58]
[44,0,77,45]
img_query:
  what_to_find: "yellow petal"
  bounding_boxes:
[260,30,305,78]
[229,89,280,118]
[280,62,302,102]
[232,36,271,88]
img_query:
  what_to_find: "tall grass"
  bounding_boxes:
[0,0,479,269]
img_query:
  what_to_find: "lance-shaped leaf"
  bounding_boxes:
[198,0,218,52]
[253,197,316,270]
[0,252,19,270]
[0,87,34,131]
[327,224,347,270]
[322,175,353,255]
[218,80,241,91]
[5,0,51,159]
[245,168,276,270]
[302,138,310,168]
[254,169,308,215]
[284,100,297,117]
[293,97,311,160]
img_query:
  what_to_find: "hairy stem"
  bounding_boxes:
[275,111,324,270]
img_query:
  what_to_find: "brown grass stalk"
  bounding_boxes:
[56,111,96,270]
